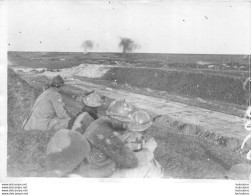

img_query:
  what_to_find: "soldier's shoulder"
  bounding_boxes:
[85,118,113,135]
[47,89,62,100]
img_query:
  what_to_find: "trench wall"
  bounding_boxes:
[100,67,245,105]
[14,64,247,105]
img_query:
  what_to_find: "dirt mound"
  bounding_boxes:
[102,67,246,105]
[7,69,52,177]
[8,68,39,133]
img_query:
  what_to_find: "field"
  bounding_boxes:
[8,51,250,71]
[9,51,250,115]
[7,51,251,179]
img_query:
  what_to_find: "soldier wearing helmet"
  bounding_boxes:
[121,110,153,151]
[69,99,163,178]
[70,93,104,135]
[61,99,137,177]
[81,92,103,120]
[22,75,71,131]
[107,101,163,178]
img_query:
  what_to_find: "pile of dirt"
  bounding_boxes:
[7,69,52,177]
[102,67,246,105]
[8,68,39,132]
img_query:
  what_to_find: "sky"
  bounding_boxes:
[6,0,251,54]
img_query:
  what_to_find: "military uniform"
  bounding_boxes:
[22,88,70,131]
[71,112,95,134]
[74,117,138,177]
[111,131,163,178]
[72,117,162,178]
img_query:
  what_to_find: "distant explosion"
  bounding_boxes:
[81,40,94,53]
[119,38,139,55]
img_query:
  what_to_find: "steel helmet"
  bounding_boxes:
[50,75,65,88]
[46,129,90,177]
[128,110,152,132]
[82,93,103,107]
[227,163,251,180]
[106,99,137,122]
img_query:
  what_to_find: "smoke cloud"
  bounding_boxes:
[119,38,139,55]
[81,40,94,53]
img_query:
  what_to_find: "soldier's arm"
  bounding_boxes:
[85,121,138,168]
[134,137,157,165]
[103,135,138,168]
[51,93,71,120]
[120,133,155,166]
[133,149,154,166]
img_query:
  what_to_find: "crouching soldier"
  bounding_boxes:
[22,75,71,131]
[77,99,162,178]
[70,92,103,134]
[106,99,163,178]
[78,92,103,120]
[64,99,140,177]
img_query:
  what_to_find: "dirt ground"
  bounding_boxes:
[7,69,247,179]
[7,69,48,177]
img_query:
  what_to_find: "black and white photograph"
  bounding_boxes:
[1,0,251,193]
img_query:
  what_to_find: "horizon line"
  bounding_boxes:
[7,51,251,56]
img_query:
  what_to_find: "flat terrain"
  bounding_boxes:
[8,51,250,72]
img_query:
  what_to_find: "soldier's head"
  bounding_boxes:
[106,99,137,131]
[50,75,65,90]
[82,93,103,120]
[128,110,152,135]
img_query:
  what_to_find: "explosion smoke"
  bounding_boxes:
[119,38,139,56]
[81,40,94,53]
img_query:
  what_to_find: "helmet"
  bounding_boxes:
[82,93,103,107]
[106,99,137,122]
[128,110,152,132]
[50,75,65,88]
[46,129,90,177]
[227,163,251,180]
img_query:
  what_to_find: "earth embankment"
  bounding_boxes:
[102,67,246,105]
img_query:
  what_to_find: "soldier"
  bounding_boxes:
[55,99,139,177]
[106,100,163,178]
[79,92,104,120]
[45,99,162,178]
[71,93,103,134]
[22,75,71,131]
[77,99,162,178]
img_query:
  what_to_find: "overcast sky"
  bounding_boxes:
[7,0,251,54]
